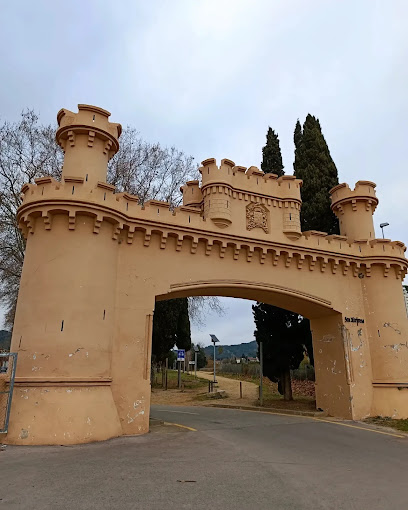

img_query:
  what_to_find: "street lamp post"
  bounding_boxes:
[194,345,199,379]
[210,334,219,384]
[380,222,389,239]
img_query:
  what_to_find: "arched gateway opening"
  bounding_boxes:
[156,285,345,412]
[5,105,408,445]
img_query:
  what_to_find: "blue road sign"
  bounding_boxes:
[177,349,185,361]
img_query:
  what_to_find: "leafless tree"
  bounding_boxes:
[188,296,225,327]
[0,111,222,329]
[108,127,198,206]
[0,110,63,328]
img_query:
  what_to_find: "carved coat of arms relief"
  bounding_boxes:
[246,203,269,233]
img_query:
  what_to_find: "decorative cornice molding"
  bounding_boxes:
[17,198,408,281]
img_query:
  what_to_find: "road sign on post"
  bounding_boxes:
[177,350,185,389]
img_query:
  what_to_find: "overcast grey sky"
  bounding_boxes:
[1,1,407,344]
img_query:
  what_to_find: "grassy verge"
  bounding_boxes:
[212,371,316,412]
[364,416,408,433]
[152,369,208,390]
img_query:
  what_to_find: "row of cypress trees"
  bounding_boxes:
[253,115,340,400]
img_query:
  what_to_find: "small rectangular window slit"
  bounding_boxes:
[72,186,75,195]
[61,320,64,332]
[103,310,106,320]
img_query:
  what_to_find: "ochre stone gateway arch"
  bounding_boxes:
[5,105,408,445]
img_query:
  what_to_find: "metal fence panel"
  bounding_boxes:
[0,353,18,434]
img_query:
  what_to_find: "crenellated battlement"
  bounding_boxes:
[199,158,302,202]
[17,172,407,281]
[330,181,378,213]
[15,105,408,282]
[330,181,379,241]
[180,180,202,208]
[56,104,122,186]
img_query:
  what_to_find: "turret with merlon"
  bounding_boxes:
[330,181,378,241]
[56,104,122,186]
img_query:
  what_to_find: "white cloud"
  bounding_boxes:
[1,0,407,331]
[191,297,255,347]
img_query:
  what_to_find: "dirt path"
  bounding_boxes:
[197,371,259,401]
[151,371,260,407]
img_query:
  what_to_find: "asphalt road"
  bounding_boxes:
[1,405,407,509]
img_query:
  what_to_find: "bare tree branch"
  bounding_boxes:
[0,112,203,329]
[188,296,225,327]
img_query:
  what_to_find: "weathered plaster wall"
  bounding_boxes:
[4,104,408,445]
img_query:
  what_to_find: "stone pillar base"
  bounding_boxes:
[4,380,122,445]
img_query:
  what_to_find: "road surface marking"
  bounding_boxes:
[313,418,406,438]
[163,422,197,431]
[155,410,199,415]
[209,406,406,438]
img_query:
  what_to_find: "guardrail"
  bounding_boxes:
[0,353,18,434]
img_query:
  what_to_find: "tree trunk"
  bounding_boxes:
[281,368,293,401]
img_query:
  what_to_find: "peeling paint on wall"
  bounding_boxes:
[68,347,84,357]
[383,323,401,334]
[383,341,408,352]
[20,429,29,439]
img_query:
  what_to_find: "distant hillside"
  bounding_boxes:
[0,330,11,351]
[204,340,257,360]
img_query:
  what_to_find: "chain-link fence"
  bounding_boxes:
[0,353,17,434]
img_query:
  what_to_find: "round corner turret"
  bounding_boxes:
[200,157,234,228]
[181,180,202,208]
[330,181,378,241]
[56,104,122,186]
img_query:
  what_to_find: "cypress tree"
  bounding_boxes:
[294,115,339,234]
[254,126,311,400]
[261,127,284,176]
[252,303,312,401]
[293,120,302,163]
[152,298,191,363]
